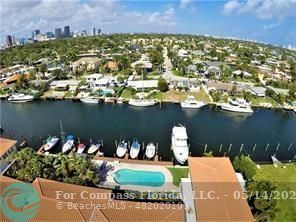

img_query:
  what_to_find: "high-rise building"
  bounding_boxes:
[64,26,70,38]
[6,35,13,47]
[93,27,96,36]
[55,28,62,39]
[98,29,101,35]
[46,32,54,39]
[35,29,40,35]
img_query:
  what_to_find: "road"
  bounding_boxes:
[162,47,188,81]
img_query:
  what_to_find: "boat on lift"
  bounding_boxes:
[116,140,128,158]
[87,139,103,155]
[171,125,189,164]
[44,136,59,151]
[145,142,156,159]
[130,139,141,159]
[80,97,99,104]
[77,143,86,154]
[62,134,75,153]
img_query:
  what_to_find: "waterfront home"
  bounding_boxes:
[127,80,158,91]
[184,157,253,222]
[0,175,184,221]
[206,80,233,93]
[0,138,17,174]
[50,80,80,92]
[71,57,101,72]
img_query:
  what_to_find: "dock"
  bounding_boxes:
[93,152,173,166]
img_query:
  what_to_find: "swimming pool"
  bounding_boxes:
[113,169,165,187]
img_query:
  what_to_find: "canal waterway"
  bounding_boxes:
[1,100,295,162]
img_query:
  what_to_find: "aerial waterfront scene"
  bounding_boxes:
[1,0,296,222]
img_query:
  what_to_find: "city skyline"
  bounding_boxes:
[1,0,296,47]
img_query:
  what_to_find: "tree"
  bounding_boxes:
[157,77,169,92]
[247,181,278,222]
[39,63,47,74]
[233,155,257,180]
[52,69,67,80]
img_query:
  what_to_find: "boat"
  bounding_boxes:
[181,96,206,109]
[44,136,59,151]
[128,70,156,107]
[117,97,124,104]
[80,98,99,104]
[116,140,128,158]
[62,134,75,153]
[77,143,86,154]
[221,98,253,113]
[145,142,156,159]
[130,139,141,159]
[87,140,102,154]
[171,125,189,164]
[128,98,156,107]
[8,93,34,103]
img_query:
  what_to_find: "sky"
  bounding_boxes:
[0,0,296,47]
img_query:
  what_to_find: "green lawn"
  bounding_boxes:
[166,167,189,186]
[251,97,278,107]
[254,163,296,221]
[120,89,135,99]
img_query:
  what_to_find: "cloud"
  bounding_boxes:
[0,0,177,40]
[180,0,191,9]
[222,0,241,15]
[222,0,296,20]
[263,22,281,30]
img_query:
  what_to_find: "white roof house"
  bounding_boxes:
[86,73,103,82]
[127,80,158,90]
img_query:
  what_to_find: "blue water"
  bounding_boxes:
[113,169,165,187]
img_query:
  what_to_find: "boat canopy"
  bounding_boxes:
[173,126,188,139]
[66,135,74,141]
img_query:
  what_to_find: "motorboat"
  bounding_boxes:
[62,134,75,153]
[116,140,128,158]
[44,136,59,151]
[87,140,102,154]
[80,97,99,104]
[77,143,86,154]
[128,98,156,107]
[8,93,34,103]
[181,96,206,109]
[221,98,253,113]
[117,97,124,104]
[171,125,189,164]
[130,139,141,159]
[145,143,156,159]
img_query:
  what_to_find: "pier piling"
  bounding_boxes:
[275,143,280,154]
[252,144,257,152]
[219,144,223,153]
[288,143,293,151]
[239,144,244,153]
[265,144,269,152]
[228,144,232,153]
[204,144,208,153]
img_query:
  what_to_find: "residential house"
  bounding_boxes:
[104,61,118,72]
[206,80,233,93]
[127,80,158,91]
[232,70,253,78]
[72,57,101,72]
[0,138,17,174]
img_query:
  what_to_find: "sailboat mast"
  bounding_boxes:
[60,120,65,144]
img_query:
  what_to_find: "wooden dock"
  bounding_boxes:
[93,152,173,166]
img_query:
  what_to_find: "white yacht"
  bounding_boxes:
[116,140,128,158]
[128,98,156,107]
[145,143,156,159]
[44,136,59,151]
[181,96,206,109]
[80,98,99,104]
[171,125,189,164]
[8,94,34,103]
[221,98,253,113]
